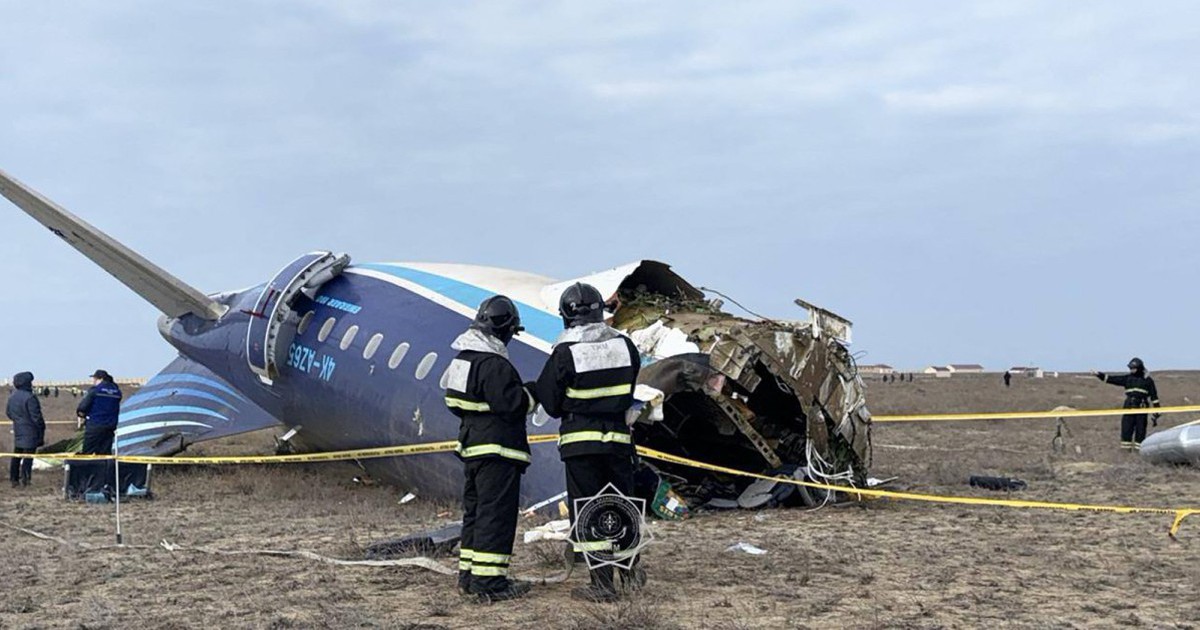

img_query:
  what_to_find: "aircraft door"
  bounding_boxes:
[246,251,350,384]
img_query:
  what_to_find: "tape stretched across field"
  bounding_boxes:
[6,403,1200,427]
[6,412,1197,537]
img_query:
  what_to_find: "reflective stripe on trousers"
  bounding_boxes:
[455,443,531,463]
[558,431,632,447]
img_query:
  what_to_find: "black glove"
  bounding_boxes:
[1151,413,1161,427]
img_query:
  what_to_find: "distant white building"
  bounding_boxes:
[923,366,953,378]
[1008,366,1045,378]
[947,364,985,374]
[858,364,895,375]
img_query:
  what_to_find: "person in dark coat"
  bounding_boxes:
[444,296,535,602]
[1093,357,1161,450]
[536,282,644,603]
[6,372,46,488]
[77,369,123,455]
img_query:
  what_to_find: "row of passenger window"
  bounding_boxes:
[298,311,438,380]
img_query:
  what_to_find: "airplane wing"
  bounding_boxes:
[117,355,283,455]
[0,169,226,319]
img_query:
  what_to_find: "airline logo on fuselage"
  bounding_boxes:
[316,295,362,314]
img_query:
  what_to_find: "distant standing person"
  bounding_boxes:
[1092,357,1161,451]
[6,372,46,488]
[1003,371,1012,388]
[77,370,123,454]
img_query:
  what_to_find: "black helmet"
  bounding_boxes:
[1128,357,1145,372]
[559,283,605,328]
[471,295,523,344]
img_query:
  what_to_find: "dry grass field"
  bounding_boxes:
[3,372,1200,629]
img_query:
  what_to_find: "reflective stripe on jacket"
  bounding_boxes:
[535,325,640,459]
[444,338,535,468]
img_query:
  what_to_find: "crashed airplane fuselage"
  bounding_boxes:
[0,170,871,508]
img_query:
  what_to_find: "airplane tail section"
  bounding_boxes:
[0,169,226,319]
[117,355,283,455]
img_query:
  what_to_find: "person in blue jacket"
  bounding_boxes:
[6,372,46,488]
[77,369,122,454]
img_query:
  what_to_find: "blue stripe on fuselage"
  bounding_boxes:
[124,387,239,412]
[143,373,250,402]
[355,263,561,345]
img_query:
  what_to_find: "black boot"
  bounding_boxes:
[458,570,473,595]
[476,579,531,603]
[572,567,619,603]
[619,562,647,592]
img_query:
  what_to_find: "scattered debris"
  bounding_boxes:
[1140,422,1200,465]
[733,465,833,509]
[364,523,462,559]
[521,491,568,518]
[725,542,768,555]
[968,476,1028,492]
[634,463,690,520]
[398,492,417,504]
[522,519,571,544]
[702,498,740,511]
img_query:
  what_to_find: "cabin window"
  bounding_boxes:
[317,317,337,342]
[415,352,438,380]
[364,333,384,360]
[340,325,360,351]
[388,343,411,369]
[297,311,315,335]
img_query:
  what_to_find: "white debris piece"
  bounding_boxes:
[629,320,700,362]
[523,519,572,544]
[626,385,666,425]
[398,492,417,504]
[725,542,768,555]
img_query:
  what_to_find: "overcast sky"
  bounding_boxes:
[1,1,1197,379]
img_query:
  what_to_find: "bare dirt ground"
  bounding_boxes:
[3,373,1200,629]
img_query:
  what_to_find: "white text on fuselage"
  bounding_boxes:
[287,342,337,381]
[315,295,362,314]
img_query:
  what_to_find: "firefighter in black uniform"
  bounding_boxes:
[444,296,536,602]
[1093,357,1161,450]
[535,282,645,603]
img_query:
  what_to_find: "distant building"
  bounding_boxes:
[923,366,953,378]
[1009,366,1045,378]
[946,364,985,374]
[858,364,895,375]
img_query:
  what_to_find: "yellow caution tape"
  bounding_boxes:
[634,446,1197,537]
[4,431,1195,536]
[5,403,1193,428]
[873,404,1200,423]
[0,435,561,465]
